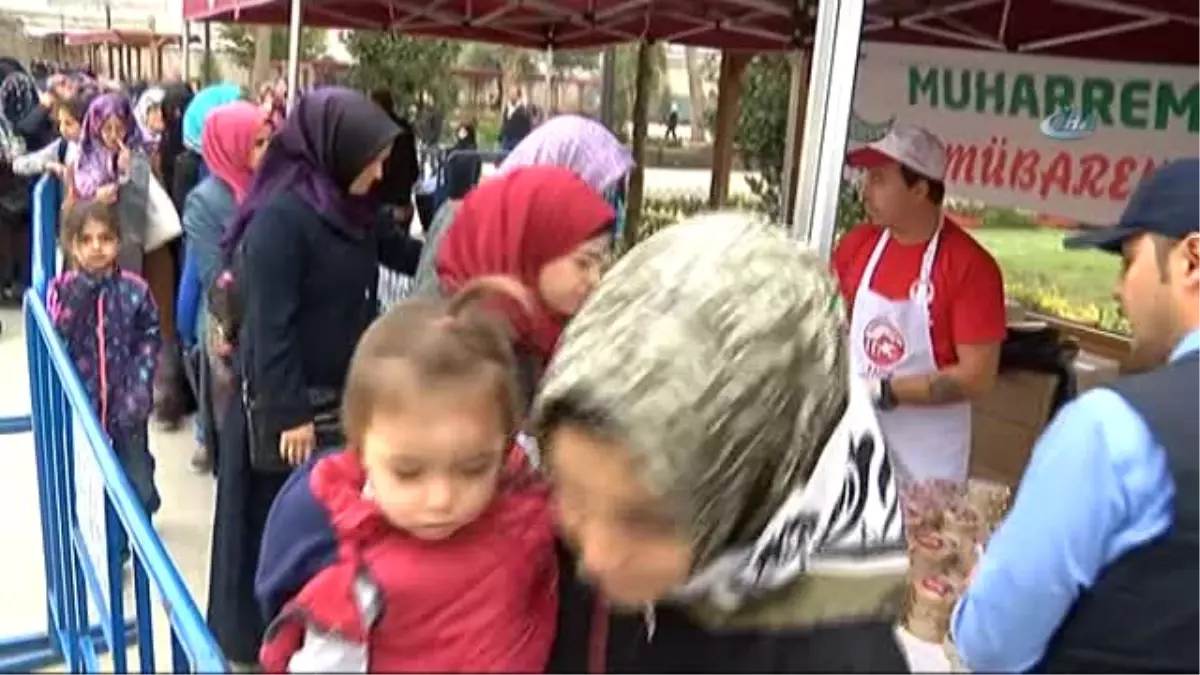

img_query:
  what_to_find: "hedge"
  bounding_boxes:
[637,191,1129,335]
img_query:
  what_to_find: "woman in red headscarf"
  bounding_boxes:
[435,165,616,405]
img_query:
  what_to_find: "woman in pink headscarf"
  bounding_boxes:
[201,101,268,202]
[180,100,271,473]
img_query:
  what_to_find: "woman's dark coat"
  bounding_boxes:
[205,191,421,663]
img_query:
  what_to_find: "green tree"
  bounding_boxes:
[343,31,461,115]
[220,24,328,70]
[550,49,599,73]
[459,44,532,105]
[199,51,222,85]
[458,45,599,107]
[735,55,789,219]
[459,43,507,71]
[612,42,668,140]
[459,45,597,75]
[735,53,863,231]
[547,50,599,112]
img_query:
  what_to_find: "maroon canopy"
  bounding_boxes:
[862,0,1195,66]
[183,0,1196,63]
[182,0,817,50]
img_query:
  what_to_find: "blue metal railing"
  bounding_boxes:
[0,175,226,673]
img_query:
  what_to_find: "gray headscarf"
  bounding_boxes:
[534,212,854,568]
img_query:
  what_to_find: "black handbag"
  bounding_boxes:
[0,168,30,221]
[244,378,345,473]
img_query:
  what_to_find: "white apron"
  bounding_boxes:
[848,226,971,491]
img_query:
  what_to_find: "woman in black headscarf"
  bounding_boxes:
[160,82,194,213]
[7,68,55,152]
[148,81,196,430]
[368,87,420,233]
[205,87,421,668]
[0,65,38,305]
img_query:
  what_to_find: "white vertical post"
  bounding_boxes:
[788,0,865,260]
[285,0,303,109]
[545,46,554,114]
[180,23,190,83]
[178,0,190,83]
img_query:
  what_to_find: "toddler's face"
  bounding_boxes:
[360,383,508,541]
[72,217,119,274]
[146,104,164,133]
[100,115,126,150]
[57,110,81,142]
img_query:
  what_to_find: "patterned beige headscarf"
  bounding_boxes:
[534,212,851,567]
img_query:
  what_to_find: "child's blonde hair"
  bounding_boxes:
[341,277,531,450]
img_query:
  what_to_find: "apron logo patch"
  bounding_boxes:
[863,317,906,368]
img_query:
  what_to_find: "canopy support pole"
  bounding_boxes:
[707,50,750,209]
[789,0,864,259]
[285,0,303,109]
[599,47,617,130]
[780,49,812,222]
[202,22,212,85]
[622,40,653,251]
[180,39,190,83]
[105,3,116,80]
[544,46,554,114]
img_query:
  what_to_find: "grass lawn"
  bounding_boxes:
[969,226,1122,311]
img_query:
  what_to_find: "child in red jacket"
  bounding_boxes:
[258,277,558,673]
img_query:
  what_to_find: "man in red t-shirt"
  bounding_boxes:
[833,123,1006,498]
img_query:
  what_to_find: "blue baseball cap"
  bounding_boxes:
[1064,158,1199,254]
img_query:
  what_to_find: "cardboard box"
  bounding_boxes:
[969,370,1059,487]
[1074,350,1121,392]
[968,350,1120,487]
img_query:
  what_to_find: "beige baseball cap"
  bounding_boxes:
[846,123,947,182]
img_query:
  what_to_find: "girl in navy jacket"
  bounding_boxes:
[48,198,162,517]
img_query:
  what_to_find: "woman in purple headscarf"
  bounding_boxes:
[205,86,422,668]
[68,92,141,206]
